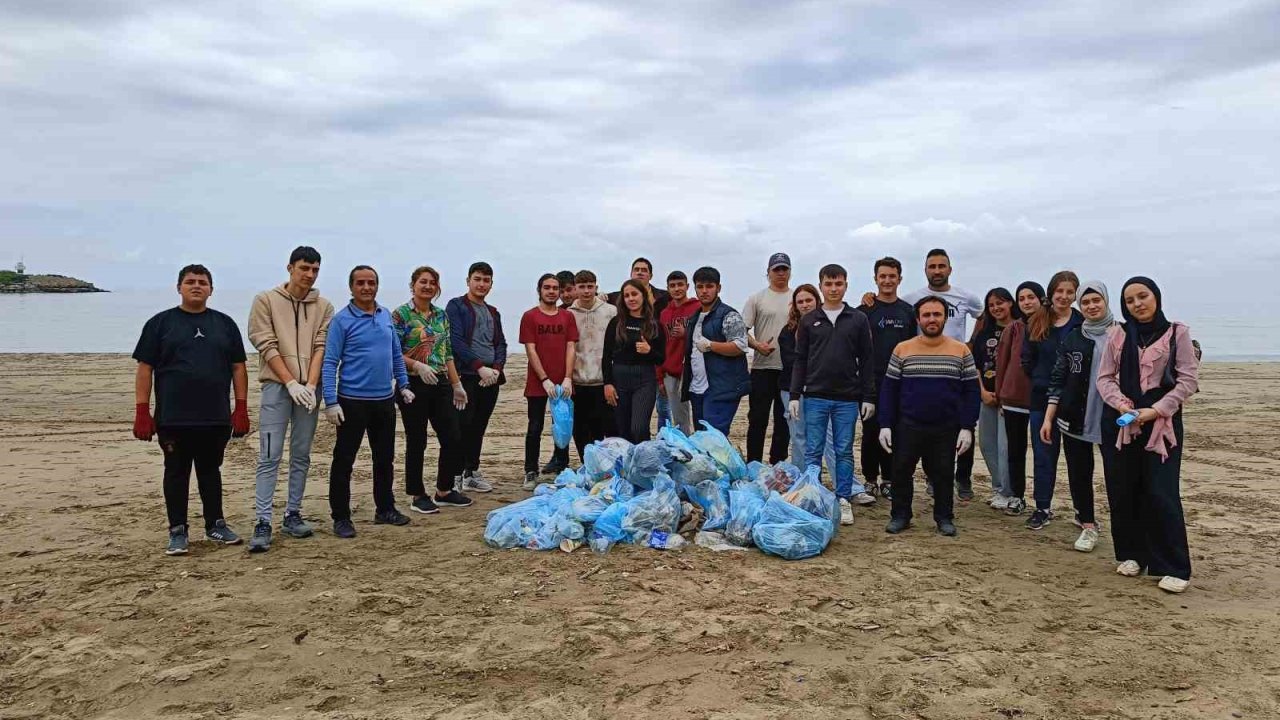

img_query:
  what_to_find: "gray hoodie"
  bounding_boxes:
[569,296,617,385]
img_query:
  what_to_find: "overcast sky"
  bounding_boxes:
[2,0,1278,322]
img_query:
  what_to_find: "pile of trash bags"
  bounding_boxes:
[483,422,840,560]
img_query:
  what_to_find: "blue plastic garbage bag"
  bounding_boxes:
[550,386,573,450]
[757,460,801,493]
[590,501,630,545]
[591,476,635,504]
[623,440,675,490]
[621,472,682,540]
[483,495,554,549]
[555,467,593,490]
[583,437,633,480]
[669,453,720,488]
[725,487,767,546]
[690,421,748,480]
[751,492,834,560]
[570,495,609,523]
[657,423,700,459]
[533,483,558,496]
[686,477,731,531]
[783,465,839,536]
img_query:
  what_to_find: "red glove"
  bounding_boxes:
[133,403,155,441]
[231,399,251,437]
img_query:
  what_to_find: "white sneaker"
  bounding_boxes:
[989,494,1010,510]
[1116,560,1142,577]
[838,498,854,526]
[852,491,876,506]
[1158,576,1190,594]
[460,473,493,493]
[1073,527,1099,553]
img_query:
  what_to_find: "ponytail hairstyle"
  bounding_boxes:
[1028,270,1080,342]
[614,278,659,342]
[787,284,820,331]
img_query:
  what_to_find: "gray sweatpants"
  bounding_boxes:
[979,403,1011,497]
[254,381,319,522]
[663,374,693,435]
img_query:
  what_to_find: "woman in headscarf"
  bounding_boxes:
[995,281,1045,516]
[1095,277,1199,593]
[970,287,1018,510]
[1040,281,1117,553]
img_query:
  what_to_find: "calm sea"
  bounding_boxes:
[1,288,1276,360]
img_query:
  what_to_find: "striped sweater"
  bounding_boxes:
[878,336,982,430]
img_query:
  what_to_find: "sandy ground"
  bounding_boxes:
[1,354,1278,720]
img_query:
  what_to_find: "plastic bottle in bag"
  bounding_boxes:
[638,529,687,550]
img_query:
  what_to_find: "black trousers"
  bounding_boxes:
[611,363,658,444]
[329,397,397,521]
[747,369,790,464]
[158,426,231,530]
[398,379,463,496]
[1004,410,1031,500]
[860,415,891,485]
[955,436,974,493]
[458,375,500,474]
[1061,434,1102,525]
[1104,415,1190,580]
[890,424,957,524]
[524,396,571,473]
[573,384,612,462]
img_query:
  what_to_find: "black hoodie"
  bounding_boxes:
[789,304,877,402]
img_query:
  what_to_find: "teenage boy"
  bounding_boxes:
[133,264,250,555]
[658,270,699,434]
[246,246,334,552]
[322,265,416,539]
[743,252,794,464]
[680,266,750,435]
[519,274,578,489]
[857,257,916,500]
[878,296,981,537]
[568,270,617,458]
[788,264,877,526]
[446,262,507,491]
[557,270,578,309]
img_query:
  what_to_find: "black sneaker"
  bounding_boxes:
[522,471,538,491]
[937,521,958,537]
[539,461,566,477]
[205,519,243,545]
[1026,508,1054,530]
[411,495,440,514]
[434,490,473,508]
[374,509,411,526]
[333,519,357,538]
[248,520,272,553]
[878,481,892,500]
[281,511,314,538]
[1005,497,1027,515]
[165,525,189,556]
[957,487,974,502]
[885,517,911,534]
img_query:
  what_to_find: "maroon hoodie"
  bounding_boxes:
[995,319,1032,411]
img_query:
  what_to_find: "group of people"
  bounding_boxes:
[131,245,1200,593]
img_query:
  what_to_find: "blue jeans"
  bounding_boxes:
[656,387,671,429]
[803,397,864,498]
[691,393,741,436]
[1029,408,1061,510]
[780,391,835,474]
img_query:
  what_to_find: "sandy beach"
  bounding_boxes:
[1,354,1278,720]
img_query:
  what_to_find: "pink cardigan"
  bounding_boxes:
[1096,323,1199,460]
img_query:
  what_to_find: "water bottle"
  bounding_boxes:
[1116,411,1139,427]
[641,529,687,550]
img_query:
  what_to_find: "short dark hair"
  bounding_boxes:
[537,272,559,291]
[873,256,902,276]
[692,266,720,285]
[556,270,576,288]
[289,246,321,265]
[914,294,948,317]
[666,270,687,283]
[177,264,212,285]
[926,248,950,262]
[819,263,847,281]
[467,261,494,278]
[632,257,653,274]
[574,270,597,285]
[348,265,379,287]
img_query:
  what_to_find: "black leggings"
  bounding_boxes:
[1003,410,1030,500]
[398,378,463,496]
[329,397,397,521]
[158,425,231,530]
[1061,434,1101,525]
[611,363,658,444]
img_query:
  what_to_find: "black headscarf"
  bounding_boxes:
[1015,281,1045,316]
[1119,276,1172,405]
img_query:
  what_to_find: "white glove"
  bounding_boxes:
[878,428,893,453]
[788,399,801,420]
[323,404,344,427]
[694,336,712,353]
[956,428,973,456]
[285,380,316,411]
[413,361,438,385]
[400,387,416,404]
[542,378,556,396]
[451,382,468,410]
[477,366,500,387]
[560,378,573,398]
[860,402,876,422]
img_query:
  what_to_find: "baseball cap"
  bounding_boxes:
[768,252,791,270]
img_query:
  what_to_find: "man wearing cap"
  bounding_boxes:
[742,252,794,464]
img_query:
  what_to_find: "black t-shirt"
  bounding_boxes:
[970,322,1006,393]
[133,307,247,427]
[858,299,917,378]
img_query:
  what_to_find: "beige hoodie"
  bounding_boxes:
[569,296,617,385]
[247,284,335,385]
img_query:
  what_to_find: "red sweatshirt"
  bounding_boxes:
[658,298,700,379]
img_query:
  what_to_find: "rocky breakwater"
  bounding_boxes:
[0,273,107,293]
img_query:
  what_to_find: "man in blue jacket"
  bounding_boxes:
[322,265,415,538]
[446,262,508,493]
[680,266,750,435]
